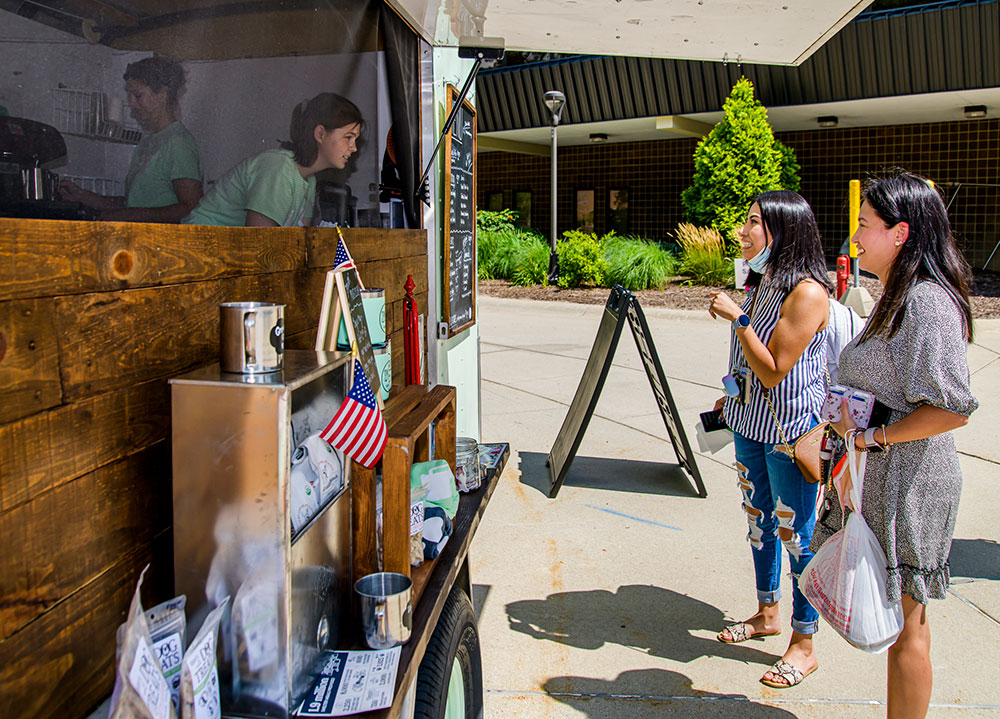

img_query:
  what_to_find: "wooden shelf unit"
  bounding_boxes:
[351,384,457,590]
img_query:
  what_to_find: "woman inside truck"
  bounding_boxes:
[59,56,204,223]
[182,92,363,228]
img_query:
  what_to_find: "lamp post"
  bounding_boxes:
[543,90,565,284]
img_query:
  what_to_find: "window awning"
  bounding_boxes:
[385,0,873,66]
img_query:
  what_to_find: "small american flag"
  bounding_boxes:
[334,237,356,272]
[320,358,386,467]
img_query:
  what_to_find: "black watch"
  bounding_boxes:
[732,314,751,330]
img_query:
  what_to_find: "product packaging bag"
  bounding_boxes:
[110,566,179,719]
[801,442,904,653]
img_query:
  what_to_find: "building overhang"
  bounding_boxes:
[479,87,1000,152]
[386,0,872,66]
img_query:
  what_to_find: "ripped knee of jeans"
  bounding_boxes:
[778,526,803,560]
[744,501,764,549]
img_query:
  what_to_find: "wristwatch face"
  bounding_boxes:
[733,314,750,329]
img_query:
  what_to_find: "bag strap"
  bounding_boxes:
[754,280,831,453]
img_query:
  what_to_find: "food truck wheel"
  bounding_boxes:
[414,587,483,718]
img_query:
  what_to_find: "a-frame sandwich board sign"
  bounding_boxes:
[546,285,707,499]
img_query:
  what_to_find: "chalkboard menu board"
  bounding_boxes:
[336,267,381,401]
[442,85,476,337]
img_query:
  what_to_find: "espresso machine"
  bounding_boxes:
[0,115,95,219]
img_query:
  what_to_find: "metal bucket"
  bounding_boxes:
[219,302,284,374]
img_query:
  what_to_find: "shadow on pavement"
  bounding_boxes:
[518,451,701,499]
[542,669,797,718]
[949,538,1000,579]
[506,585,779,667]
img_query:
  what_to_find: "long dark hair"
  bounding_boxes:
[123,56,185,110]
[857,172,974,343]
[281,92,365,167]
[749,190,834,296]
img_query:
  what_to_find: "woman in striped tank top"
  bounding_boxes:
[708,191,834,689]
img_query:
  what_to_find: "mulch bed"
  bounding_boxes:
[481,271,1000,319]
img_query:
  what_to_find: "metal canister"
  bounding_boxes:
[373,339,391,401]
[219,302,284,374]
[337,288,386,349]
[455,437,481,492]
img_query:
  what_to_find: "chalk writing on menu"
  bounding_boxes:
[340,267,381,398]
[446,96,476,334]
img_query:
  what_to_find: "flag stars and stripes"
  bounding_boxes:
[334,238,356,272]
[320,358,386,468]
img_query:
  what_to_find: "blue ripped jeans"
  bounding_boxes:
[734,432,820,634]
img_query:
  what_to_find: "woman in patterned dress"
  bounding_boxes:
[709,191,834,688]
[820,172,977,718]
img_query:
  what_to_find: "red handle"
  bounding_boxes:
[403,275,420,385]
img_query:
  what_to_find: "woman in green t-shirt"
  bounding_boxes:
[60,56,204,223]
[182,93,364,228]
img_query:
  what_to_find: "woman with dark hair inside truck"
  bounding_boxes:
[182,93,363,227]
[60,56,204,223]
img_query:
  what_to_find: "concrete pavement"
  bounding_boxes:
[473,294,1000,718]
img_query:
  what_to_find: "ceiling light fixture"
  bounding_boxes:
[817,116,838,128]
[589,133,608,143]
[964,105,987,119]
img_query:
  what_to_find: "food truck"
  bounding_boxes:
[0,1,871,717]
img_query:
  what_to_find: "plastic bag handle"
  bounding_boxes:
[845,431,866,513]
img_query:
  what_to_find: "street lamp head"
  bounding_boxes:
[543,90,566,126]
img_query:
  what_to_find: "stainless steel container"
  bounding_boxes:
[220,302,284,374]
[171,350,353,718]
[354,572,412,649]
[21,166,59,200]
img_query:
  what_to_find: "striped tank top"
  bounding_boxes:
[723,282,827,444]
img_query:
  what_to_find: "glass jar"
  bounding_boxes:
[455,437,481,493]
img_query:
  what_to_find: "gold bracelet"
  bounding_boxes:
[880,425,891,448]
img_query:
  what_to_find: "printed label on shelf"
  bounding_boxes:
[296,648,401,717]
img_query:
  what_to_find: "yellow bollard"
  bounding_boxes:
[841,178,874,316]
[848,179,860,258]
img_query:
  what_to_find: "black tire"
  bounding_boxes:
[413,587,484,719]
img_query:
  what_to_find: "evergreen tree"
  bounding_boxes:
[681,78,800,239]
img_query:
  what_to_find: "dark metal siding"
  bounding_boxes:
[477,0,1000,132]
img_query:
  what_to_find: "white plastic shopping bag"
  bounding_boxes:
[801,438,904,653]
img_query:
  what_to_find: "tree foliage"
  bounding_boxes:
[681,77,800,235]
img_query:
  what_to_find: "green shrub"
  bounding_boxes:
[604,234,678,290]
[681,77,800,235]
[774,138,801,193]
[556,230,606,288]
[509,239,549,286]
[477,221,548,285]
[676,223,734,286]
[477,209,518,233]
[476,205,549,285]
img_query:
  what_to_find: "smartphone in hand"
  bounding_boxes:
[700,408,728,433]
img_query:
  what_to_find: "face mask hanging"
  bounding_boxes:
[747,243,771,273]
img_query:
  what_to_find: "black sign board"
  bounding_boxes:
[335,266,381,400]
[547,286,706,499]
[442,84,476,337]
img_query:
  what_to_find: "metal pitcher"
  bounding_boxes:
[219,302,284,374]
